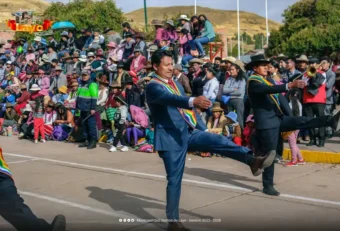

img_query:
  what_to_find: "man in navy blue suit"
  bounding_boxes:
[146,50,276,231]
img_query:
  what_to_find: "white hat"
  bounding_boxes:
[22,104,32,112]
[34,36,42,42]
[79,55,87,62]
[178,15,190,21]
[87,52,95,57]
[30,84,41,91]
[6,61,12,65]
[223,56,237,63]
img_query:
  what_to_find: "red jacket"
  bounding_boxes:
[16,90,31,104]
[303,83,326,104]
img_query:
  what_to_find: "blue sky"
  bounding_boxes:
[47,0,300,22]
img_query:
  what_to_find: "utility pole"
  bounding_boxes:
[265,0,269,45]
[195,0,197,15]
[241,33,243,55]
[144,0,148,32]
[237,0,241,59]
[261,34,263,49]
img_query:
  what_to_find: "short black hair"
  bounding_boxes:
[51,59,58,63]
[320,56,331,63]
[215,57,222,62]
[122,22,131,28]
[206,67,216,76]
[151,50,173,66]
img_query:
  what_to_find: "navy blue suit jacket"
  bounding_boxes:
[248,78,292,130]
[146,80,207,151]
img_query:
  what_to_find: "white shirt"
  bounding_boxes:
[203,77,219,100]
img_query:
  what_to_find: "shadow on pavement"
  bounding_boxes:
[184,167,261,191]
[85,187,213,230]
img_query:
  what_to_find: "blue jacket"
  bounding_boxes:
[146,80,206,151]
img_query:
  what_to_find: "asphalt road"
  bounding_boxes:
[0,137,340,231]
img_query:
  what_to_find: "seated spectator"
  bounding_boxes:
[18,104,33,138]
[134,33,147,59]
[109,95,128,152]
[37,69,50,90]
[112,62,130,88]
[178,15,191,33]
[49,66,68,94]
[123,76,141,107]
[121,22,136,38]
[2,89,15,105]
[54,103,75,134]
[203,67,219,115]
[122,32,135,63]
[224,111,242,146]
[52,86,68,105]
[126,119,145,147]
[164,20,178,42]
[223,61,246,129]
[206,102,227,135]
[64,81,78,110]
[243,114,255,149]
[195,15,215,57]
[0,103,19,129]
[43,101,57,139]
[178,28,193,66]
[106,42,117,63]
[152,19,167,46]
[130,48,147,74]
[15,84,31,115]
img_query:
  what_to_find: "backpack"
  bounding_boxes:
[129,105,149,128]
[52,125,69,141]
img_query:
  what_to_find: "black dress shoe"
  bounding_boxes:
[317,140,325,147]
[167,222,190,231]
[250,150,276,176]
[263,187,280,196]
[87,140,97,149]
[51,214,66,231]
[78,142,89,148]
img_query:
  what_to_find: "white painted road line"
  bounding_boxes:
[8,159,38,164]
[18,190,135,219]
[5,152,340,208]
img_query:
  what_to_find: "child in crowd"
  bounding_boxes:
[30,84,46,144]
[52,86,69,105]
[43,101,57,139]
[243,114,255,149]
[109,95,128,152]
[2,89,15,105]
[224,111,242,146]
[285,90,306,166]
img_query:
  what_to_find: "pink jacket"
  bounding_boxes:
[155,28,168,44]
[39,76,50,90]
[179,34,192,56]
[165,29,178,41]
[130,55,147,73]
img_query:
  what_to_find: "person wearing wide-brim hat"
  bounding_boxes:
[62,52,72,61]
[296,54,309,72]
[178,15,191,33]
[189,58,204,65]
[164,20,178,41]
[30,84,41,92]
[114,94,127,106]
[96,74,109,85]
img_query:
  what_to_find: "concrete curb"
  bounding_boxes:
[283,149,340,164]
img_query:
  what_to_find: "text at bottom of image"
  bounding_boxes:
[119,218,222,223]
